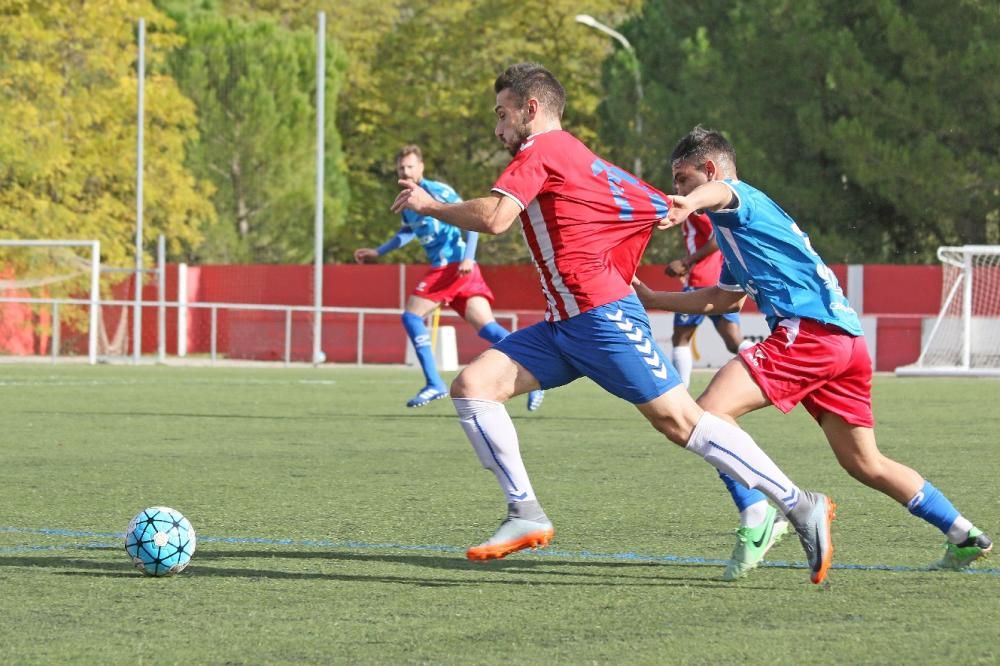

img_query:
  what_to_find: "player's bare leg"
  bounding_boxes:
[714,319,752,355]
[821,414,992,569]
[697,355,772,421]
[821,416,922,503]
[463,296,545,412]
[451,349,553,560]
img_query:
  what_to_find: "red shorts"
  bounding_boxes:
[412,263,495,318]
[739,318,874,428]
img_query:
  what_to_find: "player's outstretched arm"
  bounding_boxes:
[632,278,745,315]
[659,183,736,229]
[391,181,520,235]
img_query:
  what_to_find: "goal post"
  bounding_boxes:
[896,245,1000,377]
[0,239,100,364]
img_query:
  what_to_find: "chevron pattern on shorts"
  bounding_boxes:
[606,308,668,379]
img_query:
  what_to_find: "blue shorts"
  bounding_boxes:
[674,286,741,328]
[494,294,682,404]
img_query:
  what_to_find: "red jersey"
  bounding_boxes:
[682,212,725,288]
[492,130,670,321]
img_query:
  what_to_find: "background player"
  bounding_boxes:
[634,126,992,574]
[355,144,544,411]
[665,210,753,387]
[392,63,836,585]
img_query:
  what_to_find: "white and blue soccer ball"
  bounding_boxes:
[124,506,196,576]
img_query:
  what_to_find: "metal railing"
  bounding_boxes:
[0,296,520,367]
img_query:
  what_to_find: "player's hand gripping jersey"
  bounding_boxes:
[707,180,863,336]
[492,130,670,321]
[391,179,468,267]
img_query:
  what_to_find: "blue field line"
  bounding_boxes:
[1,525,998,575]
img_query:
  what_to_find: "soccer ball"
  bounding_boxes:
[124,506,197,576]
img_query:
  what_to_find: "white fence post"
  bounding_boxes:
[177,263,188,357]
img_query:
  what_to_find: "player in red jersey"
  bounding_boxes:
[665,211,752,388]
[391,63,834,584]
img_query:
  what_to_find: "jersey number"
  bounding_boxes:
[591,159,669,221]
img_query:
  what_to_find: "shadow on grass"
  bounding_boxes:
[0,548,758,589]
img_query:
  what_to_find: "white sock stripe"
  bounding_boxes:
[707,440,790,495]
[454,397,536,503]
[471,413,523,496]
[687,413,801,514]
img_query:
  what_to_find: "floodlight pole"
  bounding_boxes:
[312,11,326,365]
[134,18,146,364]
[575,14,644,178]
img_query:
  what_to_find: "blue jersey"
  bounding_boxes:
[707,180,863,336]
[378,178,475,267]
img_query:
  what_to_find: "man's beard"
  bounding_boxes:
[504,120,532,156]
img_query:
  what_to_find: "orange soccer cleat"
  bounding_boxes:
[466,518,555,561]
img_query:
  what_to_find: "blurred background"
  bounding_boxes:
[0,0,997,368]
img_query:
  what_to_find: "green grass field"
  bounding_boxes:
[0,364,997,664]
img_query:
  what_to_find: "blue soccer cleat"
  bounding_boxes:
[526,389,545,412]
[406,385,448,408]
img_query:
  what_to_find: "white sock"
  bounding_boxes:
[453,398,536,503]
[739,500,770,529]
[685,412,801,514]
[737,339,754,353]
[672,345,693,388]
[947,516,974,544]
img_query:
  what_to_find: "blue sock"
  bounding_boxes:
[478,320,510,344]
[402,312,444,389]
[907,480,960,535]
[718,470,769,512]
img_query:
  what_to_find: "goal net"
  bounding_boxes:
[0,240,101,363]
[896,245,1000,377]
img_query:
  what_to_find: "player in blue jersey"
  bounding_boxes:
[634,126,992,577]
[355,144,544,411]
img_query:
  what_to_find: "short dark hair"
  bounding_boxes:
[670,126,736,170]
[494,63,566,119]
[396,144,422,163]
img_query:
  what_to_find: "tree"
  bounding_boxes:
[163,7,349,263]
[607,0,999,263]
[190,0,645,264]
[0,0,215,270]
[326,0,641,264]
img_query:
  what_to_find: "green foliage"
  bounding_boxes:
[612,0,999,263]
[0,0,215,269]
[163,7,349,263]
[4,0,994,267]
[319,0,641,264]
